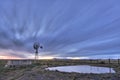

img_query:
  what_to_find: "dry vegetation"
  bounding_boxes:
[0,59,120,80]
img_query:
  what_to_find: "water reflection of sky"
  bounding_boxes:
[47,65,115,74]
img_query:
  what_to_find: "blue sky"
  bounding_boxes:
[0,0,120,59]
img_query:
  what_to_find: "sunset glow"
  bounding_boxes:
[0,0,120,59]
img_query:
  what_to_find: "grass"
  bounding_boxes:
[0,59,120,80]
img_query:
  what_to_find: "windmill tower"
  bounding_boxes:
[33,42,43,60]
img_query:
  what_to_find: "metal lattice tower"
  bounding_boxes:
[33,42,43,60]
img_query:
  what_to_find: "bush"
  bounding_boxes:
[100,61,105,64]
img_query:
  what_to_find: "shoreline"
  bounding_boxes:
[0,59,120,80]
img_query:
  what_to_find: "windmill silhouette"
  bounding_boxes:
[33,42,43,60]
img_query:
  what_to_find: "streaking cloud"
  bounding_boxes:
[0,0,120,59]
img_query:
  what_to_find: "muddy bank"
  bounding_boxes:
[0,64,120,80]
[0,59,120,80]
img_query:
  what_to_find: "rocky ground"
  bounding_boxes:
[0,65,120,80]
[0,60,120,80]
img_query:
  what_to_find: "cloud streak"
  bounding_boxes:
[0,0,120,59]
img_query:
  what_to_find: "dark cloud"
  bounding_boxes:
[0,0,120,58]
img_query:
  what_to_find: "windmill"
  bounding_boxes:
[33,42,43,60]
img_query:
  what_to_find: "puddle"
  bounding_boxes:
[46,65,115,74]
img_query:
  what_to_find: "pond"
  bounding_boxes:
[46,65,115,74]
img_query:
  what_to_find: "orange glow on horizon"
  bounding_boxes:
[0,55,89,60]
[0,56,22,59]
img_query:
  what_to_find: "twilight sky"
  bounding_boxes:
[0,0,120,59]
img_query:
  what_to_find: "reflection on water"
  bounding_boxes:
[46,65,115,74]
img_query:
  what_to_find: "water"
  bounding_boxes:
[46,65,115,74]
